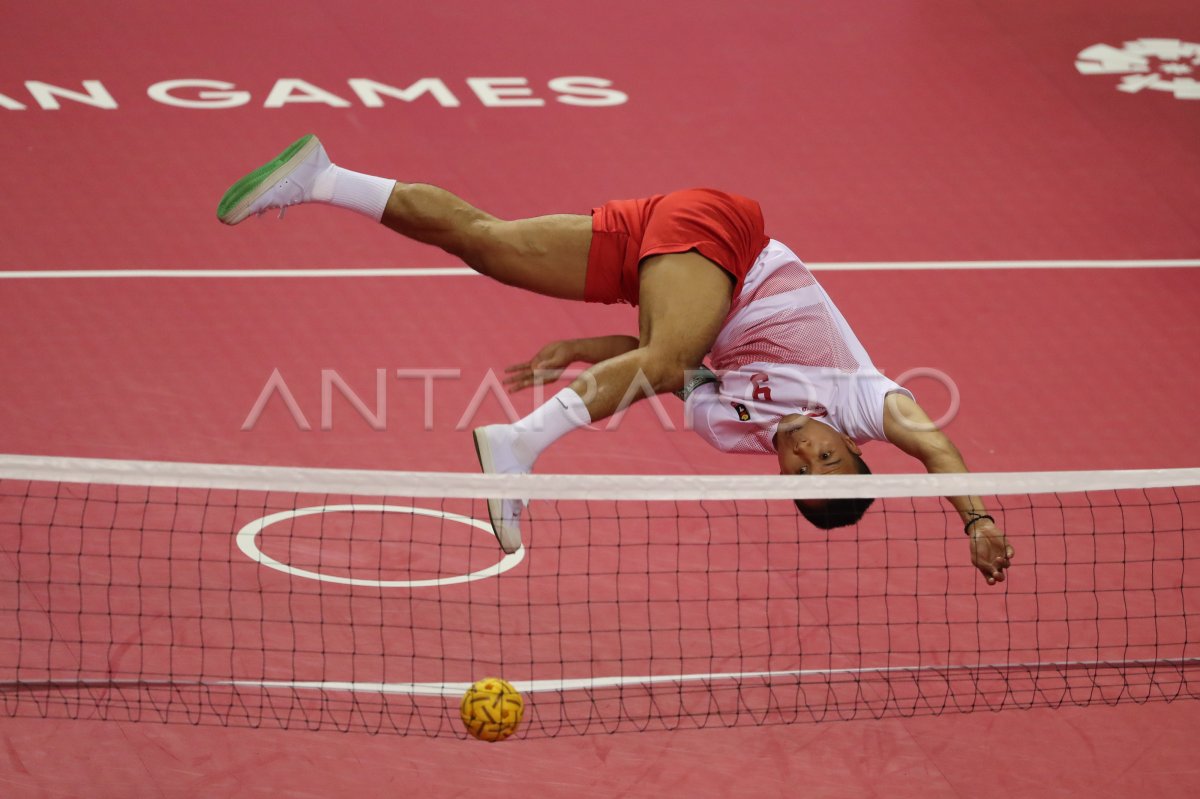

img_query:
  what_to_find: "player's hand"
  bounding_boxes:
[968,519,1014,586]
[504,340,576,393]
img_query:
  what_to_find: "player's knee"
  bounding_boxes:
[460,219,529,281]
[638,352,691,394]
[454,218,497,273]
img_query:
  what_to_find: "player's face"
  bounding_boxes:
[775,417,862,476]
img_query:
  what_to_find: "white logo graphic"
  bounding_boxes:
[1076,38,1200,100]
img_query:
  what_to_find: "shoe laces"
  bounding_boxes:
[253,178,307,220]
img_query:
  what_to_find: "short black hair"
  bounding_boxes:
[793,454,875,530]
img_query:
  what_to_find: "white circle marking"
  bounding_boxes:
[894,366,962,430]
[236,504,524,587]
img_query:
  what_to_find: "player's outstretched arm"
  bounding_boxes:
[503,336,639,392]
[882,393,1015,585]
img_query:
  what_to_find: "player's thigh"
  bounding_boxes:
[637,251,733,364]
[480,214,592,300]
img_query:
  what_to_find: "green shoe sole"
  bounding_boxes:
[216,134,318,225]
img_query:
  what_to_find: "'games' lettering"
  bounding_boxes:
[0,77,629,111]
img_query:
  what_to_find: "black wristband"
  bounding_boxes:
[674,366,718,401]
[964,514,994,535]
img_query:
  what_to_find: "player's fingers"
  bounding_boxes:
[506,364,535,379]
[979,560,1002,584]
[997,539,1013,567]
[992,561,1007,582]
[531,369,565,385]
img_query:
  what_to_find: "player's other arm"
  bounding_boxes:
[504,336,639,392]
[882,392,1014,585]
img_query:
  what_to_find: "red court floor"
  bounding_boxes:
[2,1,1199,796]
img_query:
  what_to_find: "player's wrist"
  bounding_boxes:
[963,513,994,536]
[559,338,585,361]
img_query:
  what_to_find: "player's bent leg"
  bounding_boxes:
[568,251,733,420]
[383,184,592,301]
[472,251,730,552]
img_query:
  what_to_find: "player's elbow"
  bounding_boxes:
[917,434,964,471]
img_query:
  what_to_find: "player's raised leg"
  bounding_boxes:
[381,184,591,300]
[216,134,591,301]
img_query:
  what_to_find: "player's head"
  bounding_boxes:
[774,416,875,529]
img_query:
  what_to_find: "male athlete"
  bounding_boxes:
[217,135,1014,585]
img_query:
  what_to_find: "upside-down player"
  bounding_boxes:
[217,135,1014,585]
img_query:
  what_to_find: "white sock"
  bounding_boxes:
[509,387,592,467]
[311,165,396,222]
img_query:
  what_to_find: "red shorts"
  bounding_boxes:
[585,188,770,306]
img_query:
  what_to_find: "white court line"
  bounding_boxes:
[1,260,1198,279]
[6,656,1197,698]
[222,655,1200,697]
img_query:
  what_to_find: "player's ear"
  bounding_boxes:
[842,435,862,456]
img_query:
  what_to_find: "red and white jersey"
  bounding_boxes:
[688,240,911,454]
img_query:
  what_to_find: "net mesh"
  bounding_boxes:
[2,456,1198,737]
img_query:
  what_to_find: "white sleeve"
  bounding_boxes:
[685,382,730,451]
[685,382,774,454]
[851,372,914,443]
[691,383,744,451]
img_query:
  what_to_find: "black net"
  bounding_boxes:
[1,463,1198,737]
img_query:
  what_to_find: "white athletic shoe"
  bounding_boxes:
[472,425,531,554]
[216,134,332,225]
